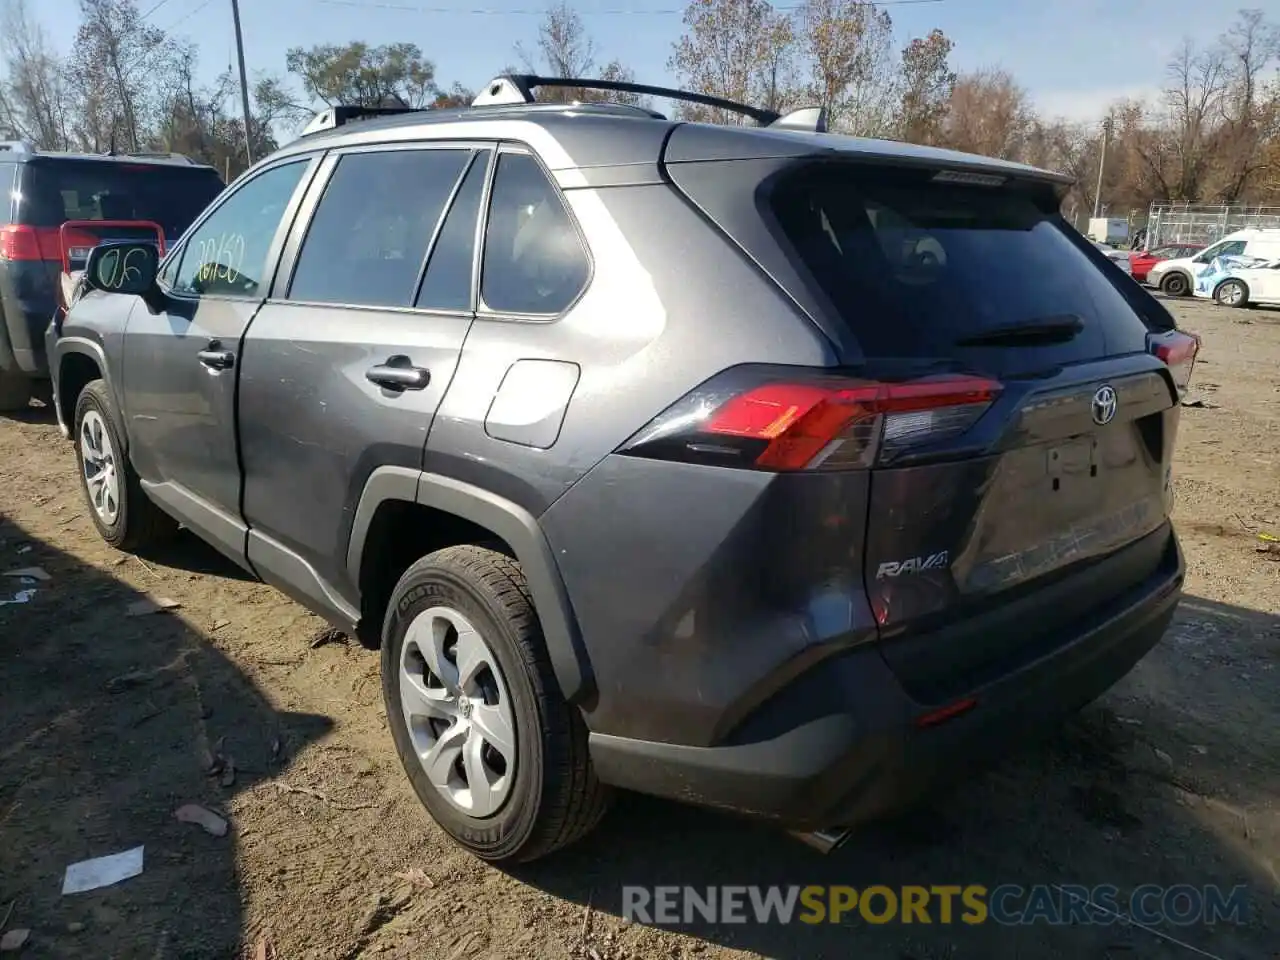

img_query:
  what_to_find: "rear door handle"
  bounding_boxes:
[366,356,430,391]
[197,345,234,370]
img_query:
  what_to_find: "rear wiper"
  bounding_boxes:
[954,314,1084,348]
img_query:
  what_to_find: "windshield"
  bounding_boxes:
[768,164,1151,361]
[20,158,225,245]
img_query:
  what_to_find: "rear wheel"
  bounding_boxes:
[73,379,178,550]
[381,545,610,863]
[1213,278,1249,308]
[0,371,32,412]
[1160,272,1190,297]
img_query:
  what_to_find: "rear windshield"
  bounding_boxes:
[19,158,224,243]
[768,165,1151,360]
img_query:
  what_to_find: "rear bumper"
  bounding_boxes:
[0,271,54,376]
[589,535,1183,829]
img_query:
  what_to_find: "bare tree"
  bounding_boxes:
[0,0,72,148]
[517,2,645,106]
[1213,9,1280,200]
[799,0,897,136]
[67,0,168,152]
[1147,39,1229,201]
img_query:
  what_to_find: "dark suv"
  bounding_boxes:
[0,141,224,409]
[47,75,1197,864]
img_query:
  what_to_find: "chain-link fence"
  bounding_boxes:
[1143,203,1280,249]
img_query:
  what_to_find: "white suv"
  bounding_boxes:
[1147,228,1280,297]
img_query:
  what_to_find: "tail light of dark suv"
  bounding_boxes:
[617,366,1002,472]
[1147,329,1199,396]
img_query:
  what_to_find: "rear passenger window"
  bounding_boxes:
[480,153,589,316]
[290,149,471,308]
[416,151,490,312]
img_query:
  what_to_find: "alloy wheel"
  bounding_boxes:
[398,605,517,817]
[80,410,120,525]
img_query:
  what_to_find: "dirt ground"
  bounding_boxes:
[1,296,1277,960]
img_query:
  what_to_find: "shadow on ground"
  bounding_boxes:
[0,395,57,426]
[518,595,1280,960]
[0,514,333,959]
[136,530,259,583]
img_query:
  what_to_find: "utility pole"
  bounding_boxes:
[230,0,253,167]
[1092,116,1113,219]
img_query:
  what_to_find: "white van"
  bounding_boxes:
[1146,228,1280,296]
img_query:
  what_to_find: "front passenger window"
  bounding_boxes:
[171,161,308,298]
[1197,240,1245,263]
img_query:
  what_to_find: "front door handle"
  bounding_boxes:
[366,356,430,391]
[197,342,234,370]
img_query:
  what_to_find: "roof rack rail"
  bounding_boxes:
[300,104,421,137]
[0,139,36,153]
[471,74,828,132]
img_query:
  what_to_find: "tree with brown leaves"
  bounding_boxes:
[898,28,956,144]
[798,0,897,136]
[669,0,798,123]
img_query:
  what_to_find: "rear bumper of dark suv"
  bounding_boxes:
[0,262,56,376]
[588,532,1183,830]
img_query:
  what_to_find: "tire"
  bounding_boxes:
[0,370,32,412]
[1160,272,1190,297]
[381,544,610,863]
[73,379,178,550]
[1213,278,1249,308]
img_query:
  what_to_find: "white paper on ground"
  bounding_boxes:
[61,845,145,895]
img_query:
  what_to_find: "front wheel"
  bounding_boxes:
[381,545,610,863]
[73,380,178,550]
[1213,278,1249,308]
[1160,272,1190,297]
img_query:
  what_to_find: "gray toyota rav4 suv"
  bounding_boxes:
[47,75,1197,863]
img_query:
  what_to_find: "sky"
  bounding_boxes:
[33,0,1217,127]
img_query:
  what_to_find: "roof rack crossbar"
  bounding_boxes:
[473,74,782,126]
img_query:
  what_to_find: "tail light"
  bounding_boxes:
[617,366,1002,472]
[0,224,53,261]
[1149,330,1199,396]
[0,221,166,267]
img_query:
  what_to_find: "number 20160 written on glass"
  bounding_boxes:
[194,232,248,285]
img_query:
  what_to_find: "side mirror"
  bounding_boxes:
[84,242,159,297]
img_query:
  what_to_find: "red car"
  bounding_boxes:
[1130,243,1204,283]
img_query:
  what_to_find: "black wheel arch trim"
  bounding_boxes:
[52,337,116,441]
[346,466,594,704]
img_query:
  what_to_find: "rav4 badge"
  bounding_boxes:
[876,551,951,579]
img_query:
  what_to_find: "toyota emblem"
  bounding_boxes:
[1091,384,1118,425]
